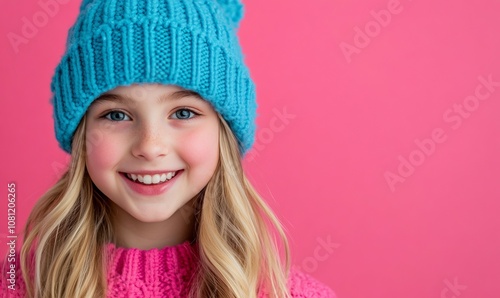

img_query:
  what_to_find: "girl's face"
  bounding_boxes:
[85,84,219,224]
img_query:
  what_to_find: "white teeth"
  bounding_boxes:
[161,173,167,181]
[126,171,177,185]
[152,174,160,184]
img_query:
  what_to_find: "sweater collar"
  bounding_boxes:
[105,240,199,283]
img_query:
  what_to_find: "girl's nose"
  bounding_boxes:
[131,126,169,161]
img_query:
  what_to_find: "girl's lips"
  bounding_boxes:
[120,170,183,196]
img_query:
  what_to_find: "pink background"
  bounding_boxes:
[1,0,500,297]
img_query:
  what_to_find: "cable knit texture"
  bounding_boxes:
[50,0,257,156]
[1,241,336,297]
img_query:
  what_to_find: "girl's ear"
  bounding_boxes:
[215,0,244,29]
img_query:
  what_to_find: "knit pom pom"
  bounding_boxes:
[216,0,244,28]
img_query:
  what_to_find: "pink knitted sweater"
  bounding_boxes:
[1,241,336,297]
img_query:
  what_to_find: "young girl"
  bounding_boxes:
[2,0,337,297]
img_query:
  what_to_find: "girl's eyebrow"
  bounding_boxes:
[92,90,204,106]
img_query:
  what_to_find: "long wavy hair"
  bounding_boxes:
[19,111,291,297]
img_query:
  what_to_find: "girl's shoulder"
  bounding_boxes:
[287,267,337,298]
[259,266,337,298]
[0,252,28,298]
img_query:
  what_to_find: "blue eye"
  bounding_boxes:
[172,108,198,120]
[104,111,130,121]
[101,108,199,122]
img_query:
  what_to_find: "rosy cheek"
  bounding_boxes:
[178,126,219,165]
[86,129,121,170]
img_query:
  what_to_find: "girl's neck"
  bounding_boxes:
[110,200,197,250]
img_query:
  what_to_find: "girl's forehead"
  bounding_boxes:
[89,83,215,113]
[111,84,190,96]
[96,84,206,103]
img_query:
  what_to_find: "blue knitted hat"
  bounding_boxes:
[50,0,256,156]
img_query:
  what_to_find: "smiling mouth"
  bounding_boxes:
[121,170,182,185]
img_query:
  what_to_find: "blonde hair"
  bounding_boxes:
[19,112,291,297]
